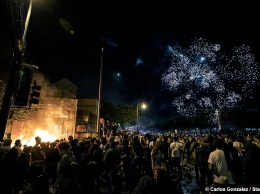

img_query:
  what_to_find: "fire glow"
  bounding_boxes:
[18,128,59,146]
[7,97,78,147]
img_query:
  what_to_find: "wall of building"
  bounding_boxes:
[75,98,98,138]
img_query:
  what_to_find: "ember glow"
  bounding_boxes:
[162,38,259,118]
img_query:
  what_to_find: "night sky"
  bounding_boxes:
[2,1,260,124]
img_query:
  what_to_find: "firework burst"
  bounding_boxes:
[162,38,259,118]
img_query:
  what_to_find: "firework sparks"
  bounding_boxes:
[162,38,259,118]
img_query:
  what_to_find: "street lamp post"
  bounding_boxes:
[97,47,104,134]
[136,102,146,133]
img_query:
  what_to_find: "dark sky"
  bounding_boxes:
[3,0,260,124]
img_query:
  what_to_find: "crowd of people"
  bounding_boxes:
[0,128,260,194]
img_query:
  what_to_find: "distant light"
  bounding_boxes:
[59,18,75,35]
[200,57,205,62]
[141,103,147,109]
[136,58,144,66]
[114,73,121,80]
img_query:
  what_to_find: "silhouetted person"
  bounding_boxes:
[69,138,81,162]
[0,138,12,160]
[196,137,213,193]
[12,139,22,156]
[26,159,50,194]
[243,136,260,186]
[103,141,121,194]
[30,136,44,162]
[0,147,20,194]
[44,142,61,186]
[55,141,76,194]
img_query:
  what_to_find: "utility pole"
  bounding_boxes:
[0,0,32,140]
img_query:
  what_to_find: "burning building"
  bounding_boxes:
[6,78,98,146]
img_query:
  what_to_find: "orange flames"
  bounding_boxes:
[16,128,60,147]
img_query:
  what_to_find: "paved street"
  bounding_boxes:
[176,163,200,194]
[118,161,202,194]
